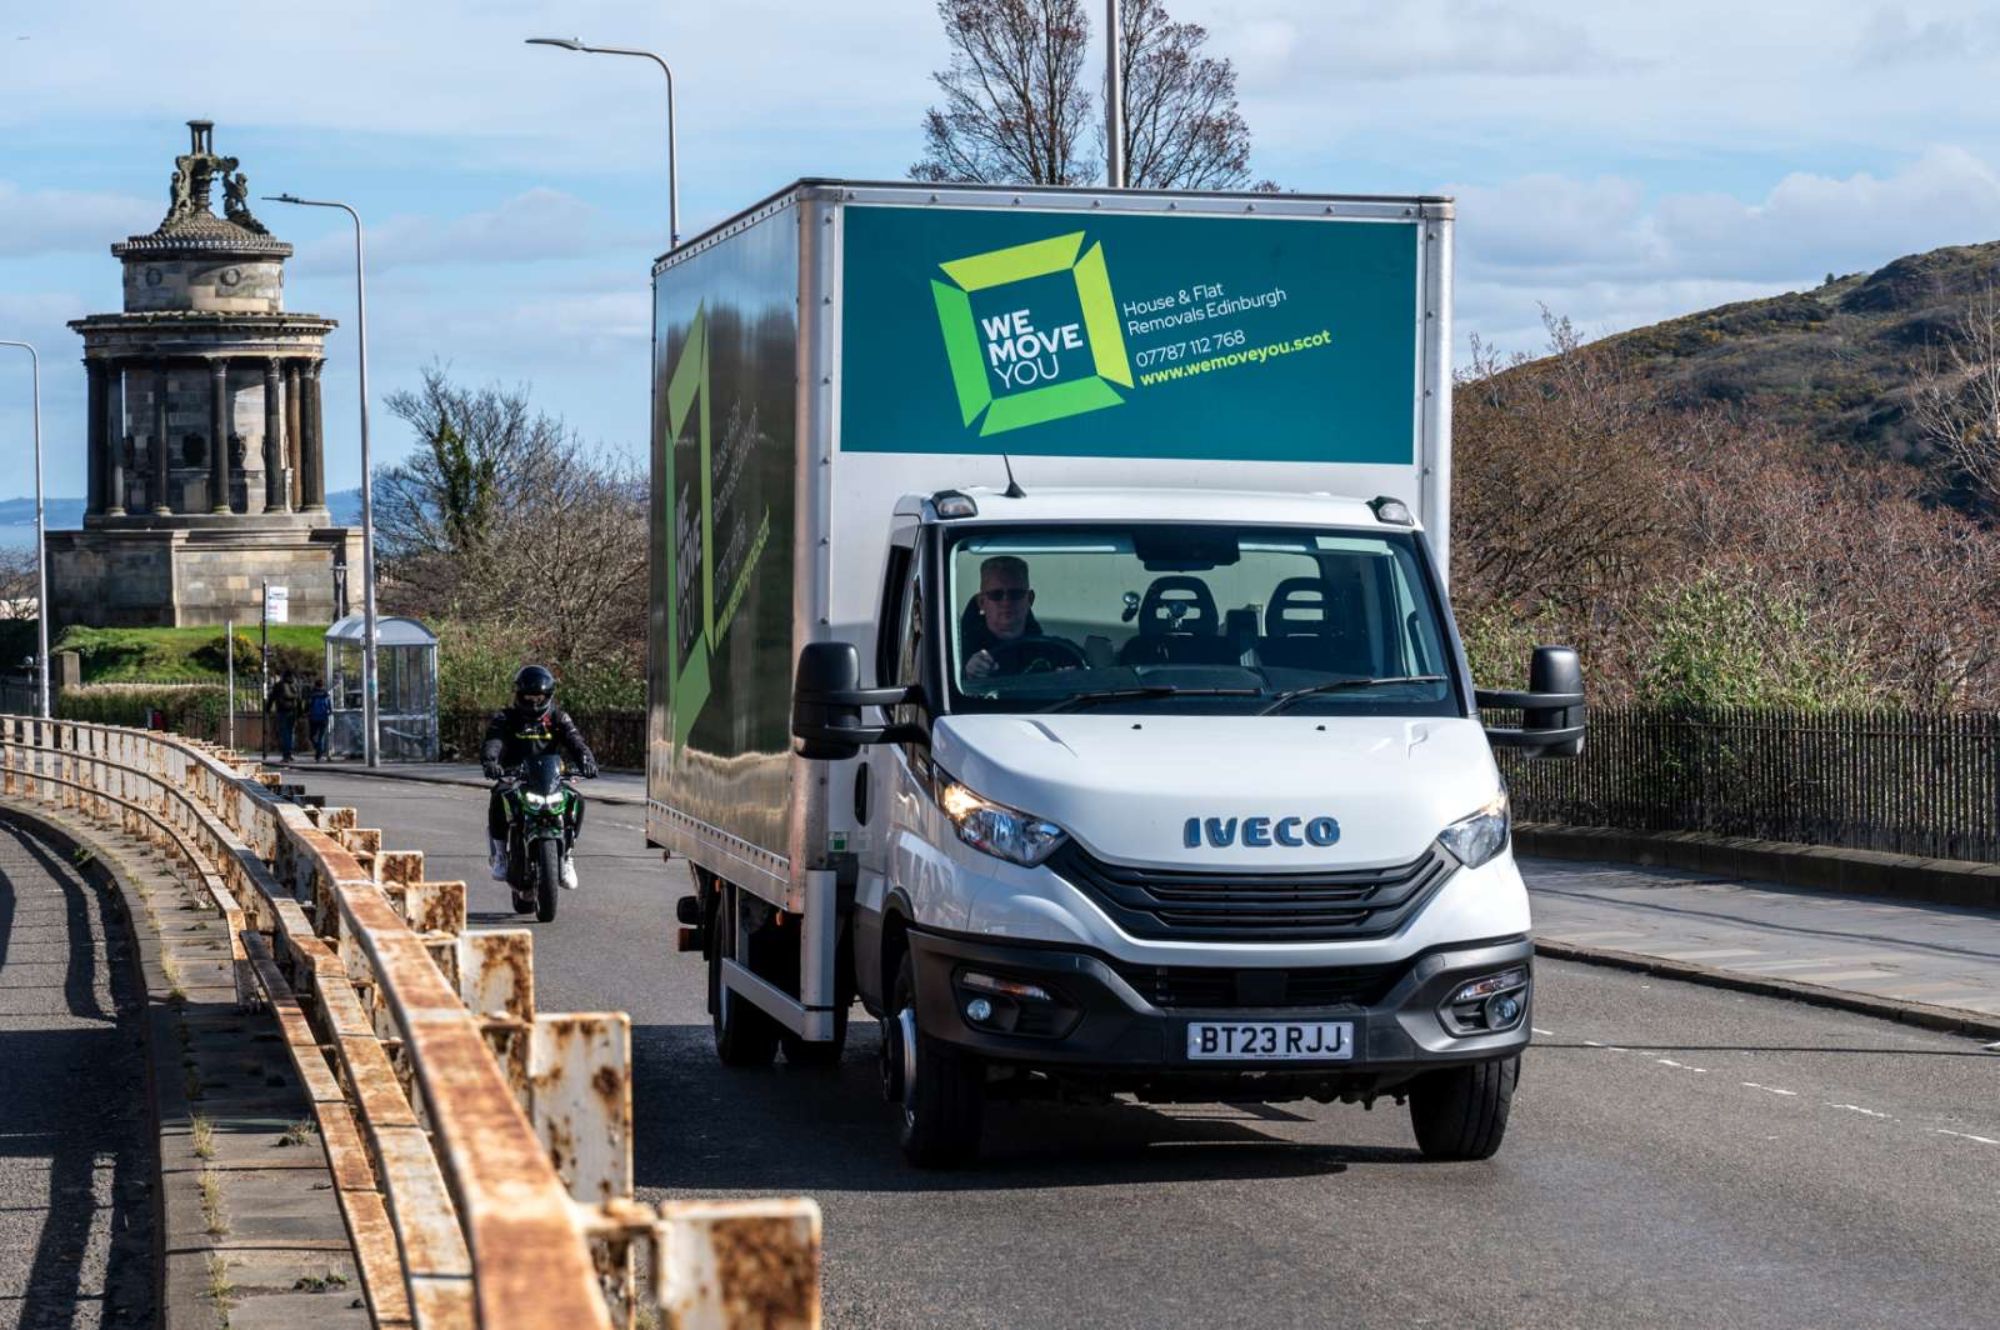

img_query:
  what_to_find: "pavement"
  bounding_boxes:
[293,766,2000,1330]
[0,817,153,1329]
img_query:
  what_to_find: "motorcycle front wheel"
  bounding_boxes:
[535,837,559,923]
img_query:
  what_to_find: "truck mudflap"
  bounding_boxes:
[904,928,1532,1089]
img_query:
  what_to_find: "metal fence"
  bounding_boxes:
[0,715,820,1329]
[1499,706,2000,863]
[440,710,647,770]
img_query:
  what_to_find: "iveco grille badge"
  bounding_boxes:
[1183,816,1340,848]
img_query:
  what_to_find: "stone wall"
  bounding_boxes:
[116,363,276,514]
[121,257,283,314]
[45,526,357,630]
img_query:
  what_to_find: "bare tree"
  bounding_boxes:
[1116,0,1253,190]
[0,547,36,620]
[912,0,1097,185]
[911,0,1260,189]
[375,367,648,672]
[1908,291,2000,513]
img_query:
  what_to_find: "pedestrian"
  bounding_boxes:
[267,669,300,762]
[306,678,332,762]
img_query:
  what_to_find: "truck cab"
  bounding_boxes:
[785,485,1581,1165]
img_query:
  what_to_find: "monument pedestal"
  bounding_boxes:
[47,518,357,629]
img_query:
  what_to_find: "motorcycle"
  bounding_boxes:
[496,753,584,923]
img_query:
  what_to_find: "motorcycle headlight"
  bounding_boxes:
[1438,791,1510,869]
[933,770,1067,867]
[522,790,556,808]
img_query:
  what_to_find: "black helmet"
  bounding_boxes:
[513,664,556,714]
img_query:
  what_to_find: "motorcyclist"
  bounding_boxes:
[481,665,598,889]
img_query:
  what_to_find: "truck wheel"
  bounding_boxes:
[709,882,779,1068]
[781,1013,848,1069]
[1408,1055,1517,1161]
[888,952,983,1167]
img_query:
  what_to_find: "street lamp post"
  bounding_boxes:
[1105,0,1126,188]
[526,37,681,248]
[0,340,48,719]
[264,194,380,768]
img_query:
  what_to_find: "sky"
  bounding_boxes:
[6,0,2000,498]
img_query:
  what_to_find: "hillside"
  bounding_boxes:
[1600,239,2000,467]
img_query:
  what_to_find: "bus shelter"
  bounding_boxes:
[323,615,439,761]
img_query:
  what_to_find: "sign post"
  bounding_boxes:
[224,617,235,751]
[260,583,286,760]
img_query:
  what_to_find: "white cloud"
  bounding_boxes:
[289,188,633,274]
[0,182,157,256]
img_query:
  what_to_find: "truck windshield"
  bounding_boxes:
[943,524,1461,717]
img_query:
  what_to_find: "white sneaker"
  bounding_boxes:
[560,855,579,891]
[488,839,509,883]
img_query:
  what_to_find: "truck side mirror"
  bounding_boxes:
[791,642,928,760]
[1476,645,1586,759]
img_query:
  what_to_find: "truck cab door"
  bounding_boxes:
[853,523,925,1013]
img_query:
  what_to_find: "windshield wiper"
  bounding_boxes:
[1046,685,1262,714]
[1256,675,1447,716]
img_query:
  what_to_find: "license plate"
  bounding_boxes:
[1185,1021,1355,1061]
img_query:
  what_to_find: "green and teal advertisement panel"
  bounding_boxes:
[839,205,1419,463]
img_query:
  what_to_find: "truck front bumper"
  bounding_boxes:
[906,928,1532,1100]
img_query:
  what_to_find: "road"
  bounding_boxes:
[302,769,2000,1330]
[0,816,153,1330]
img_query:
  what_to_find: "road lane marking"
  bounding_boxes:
[1655,1058,1709,1072]
[1933,1130,1999,1145]
[1827,1103,1894,1119]
[1531,1027,1553,1036]
[1742,1083,1797,1096]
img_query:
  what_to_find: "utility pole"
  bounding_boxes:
[1105,0,1125,188]
[0,341,48,718]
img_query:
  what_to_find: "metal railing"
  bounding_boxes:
[0,714,821,1329]
[1498,705,2000,863]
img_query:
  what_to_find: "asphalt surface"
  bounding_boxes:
[0,818,153,1330]
[301,769,2000,1330]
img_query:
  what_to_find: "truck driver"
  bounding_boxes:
[964,555,1056,679]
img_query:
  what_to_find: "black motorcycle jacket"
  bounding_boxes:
[481,704,599,779]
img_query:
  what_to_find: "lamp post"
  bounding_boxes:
[263,194,379,768]
[1105,0,1126,188]
[0,340,48,719]
[526,36,681,248]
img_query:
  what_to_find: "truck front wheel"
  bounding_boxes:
[886,952,983,1167]
[1408,1055,1518,1161]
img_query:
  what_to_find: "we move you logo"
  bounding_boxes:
[930,232,1133,436]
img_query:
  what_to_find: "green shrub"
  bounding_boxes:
[56,682,226,732]
[1638,572,1869,711]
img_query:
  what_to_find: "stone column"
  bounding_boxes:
[208,359,231,512]
[301,359,326,512]
[84,360,105,517]
[284,360,303,509]
[104,364,125,516]
[151,362,172,515]
[263,358,286,513]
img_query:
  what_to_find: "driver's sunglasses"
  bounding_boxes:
[981,588,1031,604]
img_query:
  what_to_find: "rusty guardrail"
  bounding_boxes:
[0,715,821,1330]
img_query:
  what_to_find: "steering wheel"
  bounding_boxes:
[986,635,1088,675]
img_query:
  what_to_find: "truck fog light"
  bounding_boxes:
[965,997,994,1023]
[1451,967,1528,1005]
[960,970,1053,1003]
[1485,993,1524,1029]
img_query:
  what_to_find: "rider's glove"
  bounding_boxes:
[580,760,600,780]
[482,762,503,781]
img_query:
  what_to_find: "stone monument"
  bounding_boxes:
[46,120,358,629]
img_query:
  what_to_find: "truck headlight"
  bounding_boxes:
[1438,791,1509,869]
[933,770,1067,867]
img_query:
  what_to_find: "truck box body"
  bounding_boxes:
[646,181,1455,900]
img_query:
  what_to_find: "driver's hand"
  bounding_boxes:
[966,649,998,680]
[482,762,503,781]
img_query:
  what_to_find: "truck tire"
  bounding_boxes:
[781,1013,847,1069]
[1408,1055,1517,1161]
[888,952,983,1167]
[709,882,779,1068]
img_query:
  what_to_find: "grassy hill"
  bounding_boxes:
[57,624,328,683]
[1601,239,2000,468]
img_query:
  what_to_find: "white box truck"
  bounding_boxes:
[647,181,1584,1166]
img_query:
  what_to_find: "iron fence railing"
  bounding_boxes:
[1498,706,2000,863]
